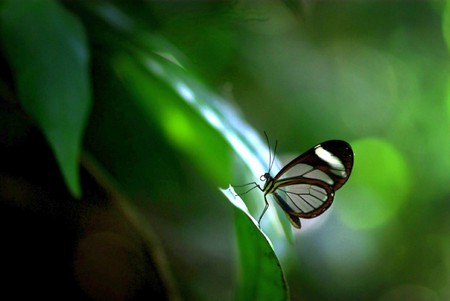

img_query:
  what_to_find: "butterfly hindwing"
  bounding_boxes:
[272,191,303,229]
[274,180,334,216]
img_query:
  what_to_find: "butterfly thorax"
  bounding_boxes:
[261,172,276,193]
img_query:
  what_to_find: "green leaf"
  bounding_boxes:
[114,45,295,240]
[222,188,289,301]
[1,0,91,198]
[87,3,294,240]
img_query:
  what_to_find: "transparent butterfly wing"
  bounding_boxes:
[274,140,354,189]
[269,140,354,226]
[274,179,333,217]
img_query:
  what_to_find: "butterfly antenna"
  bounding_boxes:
[270,139,278,173]
[263,131,272,172]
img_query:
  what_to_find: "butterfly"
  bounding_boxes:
[239,137,354,229]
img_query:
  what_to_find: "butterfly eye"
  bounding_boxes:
[260,174,266,181]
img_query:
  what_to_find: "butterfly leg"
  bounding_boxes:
[257,195,270,228]
[233,182,262,196]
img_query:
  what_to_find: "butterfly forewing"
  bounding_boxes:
[267,140,353,227]
[273,140,353,189]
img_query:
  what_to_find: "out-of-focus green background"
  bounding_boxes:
[1,1,450,300]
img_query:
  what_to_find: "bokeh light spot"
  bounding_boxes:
[337,138,410,229]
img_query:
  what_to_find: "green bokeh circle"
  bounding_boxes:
[337,138,411,229]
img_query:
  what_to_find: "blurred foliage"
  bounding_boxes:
[1,0,450,300]
[1,0,91,197]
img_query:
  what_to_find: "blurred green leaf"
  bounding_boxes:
[0,0,91,198]
[112,41,296,240]
[222,188,288,301]
[90,0,297,239]
[114,51,231,185]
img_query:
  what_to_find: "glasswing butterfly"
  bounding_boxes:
[237,136,354,229]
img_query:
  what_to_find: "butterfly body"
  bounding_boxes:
[256,140,354,229]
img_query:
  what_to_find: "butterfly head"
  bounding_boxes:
[260,172,274,190]
[260,172,271,181]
